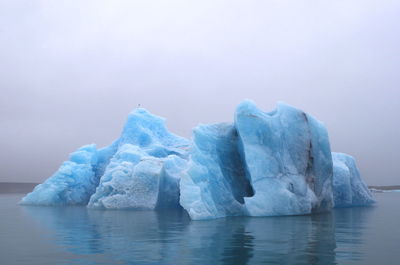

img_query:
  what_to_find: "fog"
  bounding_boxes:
[0,0,399,185]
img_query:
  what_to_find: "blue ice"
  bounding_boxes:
[179,123,250,220]
[21,101,373,220]
[180,101,334,220]
[21,144,101,205]
[22,109,190,209]
[87,108,190,209]
[332,153,375,207]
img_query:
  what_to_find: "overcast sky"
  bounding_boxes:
[0,0,399,185]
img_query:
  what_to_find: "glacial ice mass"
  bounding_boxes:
[21,100,375,220]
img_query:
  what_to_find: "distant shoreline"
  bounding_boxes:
[369,185,400,191]
[0,182,38,193]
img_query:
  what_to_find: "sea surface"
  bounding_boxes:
[1,191,399,265]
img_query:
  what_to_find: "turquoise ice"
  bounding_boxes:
[21,109,190,208]
[332,153,375,207]
[87,108,190,209]
[180,101,334,220]
[179,123,250,220]
[21,101,374,220]
[21,144,102,205]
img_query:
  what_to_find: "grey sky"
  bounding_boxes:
[0,0,399,185]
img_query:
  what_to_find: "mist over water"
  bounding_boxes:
[1,193,399,265]
[1,0,400,185]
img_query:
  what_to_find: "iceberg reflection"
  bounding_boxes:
[21,205,373,265]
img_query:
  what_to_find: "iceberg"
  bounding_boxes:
[21,144,101,205]
[179,123,250,220]
[21,100,373,220]
[235,101,334,216]
[88,145,188,210]
[22,108,190,209]
[180,101,333,220]
[332,153,375,207]
[87,107,190,210]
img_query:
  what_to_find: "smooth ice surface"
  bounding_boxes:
[21,144,101,205]
[181,100,334,220]
[21,101,372,220]
[236,101,334,217]
[332,153,375,207]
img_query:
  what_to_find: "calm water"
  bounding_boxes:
[1,193,399,265]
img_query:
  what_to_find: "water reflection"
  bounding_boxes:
[333,207,373,261]
[20,205,374,265]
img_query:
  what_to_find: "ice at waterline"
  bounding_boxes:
[21,100,374,220]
